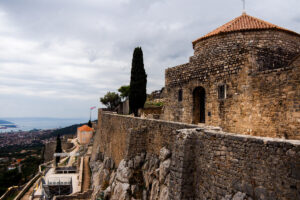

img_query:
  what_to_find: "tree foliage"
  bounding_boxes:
[55,134,62,165]
[129,47,147,116]
[87,120,92,128]
[118,85,130,100]
[0,169,22,195]
[100,92,121,111]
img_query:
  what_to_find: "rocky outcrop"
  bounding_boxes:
[90,147,171,200]
[221,192,253,200]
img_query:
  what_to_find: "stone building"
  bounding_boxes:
[163,13,300,139]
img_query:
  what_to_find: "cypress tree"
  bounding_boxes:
[88,120,92,128]
[55,134,62,165]
[129,47,147,116]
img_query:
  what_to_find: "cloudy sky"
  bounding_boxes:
[0,0,299,119]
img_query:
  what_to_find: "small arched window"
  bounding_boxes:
[178,89,183,102]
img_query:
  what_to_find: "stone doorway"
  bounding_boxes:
[193,87,205,124]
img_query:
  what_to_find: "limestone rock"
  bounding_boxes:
[116,160,133,183]
[111,182,130,200]
[149,157,159,171]
[159,185,169,200]
[149,178,160,200]
[232,192,247,200]
[99,169,110,190]
[131,184,137,195]
[91,163,104,188]
[104,186,111,199]
[221,194,232,200]
[142,160,149,170]
[143,189,148,200]
[164,173,170,186]
[159,147,171,161]
[91,154,173,200]
[103,157,114,169]
[134,155,144,169]
[109,171,116,185]
[128,159,134,169]
[143,170,154,189]
[91,185,102,200]
[159,159,171,183]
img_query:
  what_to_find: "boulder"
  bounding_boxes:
[104,186,111,199]
[134,155,144,169]
[159,159,171,183]
[149,179,160,200]
[99,169,110,190]
[221,194,232,200]
[159,147,171,161]
[232,192,247,200]
[103,157,114,169]
[116,160,133,183]
[159,185,169,200]
[110,182,131,200]
[109,171,116,185]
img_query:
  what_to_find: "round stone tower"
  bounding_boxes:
[192,13,300,70]
[191,13,300,72]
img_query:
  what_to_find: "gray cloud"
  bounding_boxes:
[0,0,299,118]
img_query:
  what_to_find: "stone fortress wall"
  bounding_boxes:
[91,109,198,166]
[91,110,300,199]
[163,30,300,139]
[171,128,300,200]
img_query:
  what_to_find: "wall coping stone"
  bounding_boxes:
[103,111,300,145]
[102,111,300,146]
[101,111,199,128]
[192,128,300,146]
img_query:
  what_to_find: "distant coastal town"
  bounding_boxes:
[0,121,88,196]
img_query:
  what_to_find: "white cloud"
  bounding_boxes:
[0,0,299,117]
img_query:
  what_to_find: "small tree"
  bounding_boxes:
[55,134,62,165]
[100,92,121,111]
[129,47,147,116]
[118,85,130,100]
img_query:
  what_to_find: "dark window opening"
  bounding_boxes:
[218,85,226,99]
[178,89,183,102]
[193,87,205,124]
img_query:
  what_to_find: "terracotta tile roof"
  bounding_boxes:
[78,125,94,132]
[193,13,300,46]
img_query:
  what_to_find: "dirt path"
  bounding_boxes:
[82,156,91,192]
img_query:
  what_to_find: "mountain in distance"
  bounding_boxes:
[0,120,14,124]
[0,117,90,132]
[0,119,17,129]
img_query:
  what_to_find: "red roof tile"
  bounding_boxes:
[78,125,94,132]
[193,13,300,46]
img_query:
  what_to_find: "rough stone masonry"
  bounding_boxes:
[163,14,300,139]
[89,13,300,200]
[90,111,300,200]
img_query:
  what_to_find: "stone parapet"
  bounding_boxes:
[170,128,300,200]
[91,109,300,199]
[91,110,197,166]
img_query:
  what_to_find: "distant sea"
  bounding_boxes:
[0,117,90,133]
